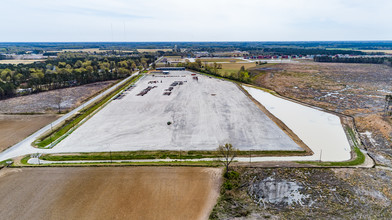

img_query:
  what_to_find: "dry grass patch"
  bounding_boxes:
[0,60,46,65]
[61,48,108,53]
[137,48,173,53]
[360,50,392,54]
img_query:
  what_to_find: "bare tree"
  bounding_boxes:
[384,95,392,116]
[217,143,238,175]
[53,91,63,113]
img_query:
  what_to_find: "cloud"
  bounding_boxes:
[0,0,391,41]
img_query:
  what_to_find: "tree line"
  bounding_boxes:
[176,59,252,83]
[0,53,153,99]
[313,55,387,64]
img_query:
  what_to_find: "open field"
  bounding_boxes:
[137,48,173,52]
[0,167,221,220]
[61,48,108,53]
[326,47,355,51]
[55,71,303,152]
[0,59,46,64]
[360,49,392,54]
[199,58,248,63]
[0,114,59,152]
[219,62,257,75]
[251,62,392,166]
[0,80,117,113]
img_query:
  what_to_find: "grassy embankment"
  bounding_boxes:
[0,159,13,168]
[16,150,306,166]
[33,74,142,148]
[39,150,306,161]
[18,155,220,167]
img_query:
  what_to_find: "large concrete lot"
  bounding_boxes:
[55,71,302,152]
[0,167,221,220]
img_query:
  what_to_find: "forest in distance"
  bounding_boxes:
[0,52,154,99]
[2,41,392,99]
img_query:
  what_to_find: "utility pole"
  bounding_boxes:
[249,151,252,167]
[319,149,323,162]
[50,123,53,148]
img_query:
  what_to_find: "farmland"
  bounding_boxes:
[219,62,257,76]
[0,59,46,65]
[0,167,221,220]
[360,49,392,54]
[61,48,109,53]
[137,48,173,52]
[0,114,58,151]
[0,80,117,114]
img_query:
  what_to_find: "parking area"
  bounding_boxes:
[54,71,303,152]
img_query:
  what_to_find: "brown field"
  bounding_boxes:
[360,49,392,54]
[137,48,173,53]
[251,62,392,166]
[61,48,108,53]
[0,114,59,151]
[0,80,116,114]
[0,167,222,220]
[0,60,46,65]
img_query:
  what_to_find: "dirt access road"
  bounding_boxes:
[0,167,221,220]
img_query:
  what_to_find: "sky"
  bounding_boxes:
[1,0,392,42]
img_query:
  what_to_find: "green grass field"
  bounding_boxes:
[219,63,257,76]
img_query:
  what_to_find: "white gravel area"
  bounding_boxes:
[54,71,302,152]
[0,71,356,163]
[243,86,352,161]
